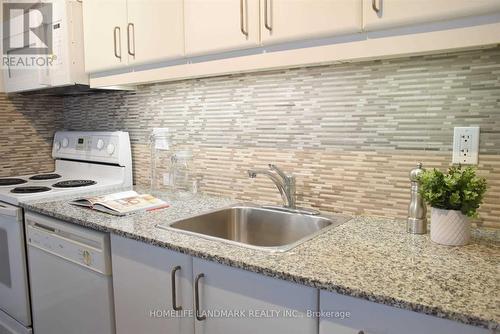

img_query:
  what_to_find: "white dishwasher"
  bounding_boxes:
[25,213,115,334]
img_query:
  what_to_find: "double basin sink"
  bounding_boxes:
[157,205,350,252]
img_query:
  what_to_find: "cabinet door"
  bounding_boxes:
[260,0,362,46]
[319,290,489,334]
[111,235,194,334]
[82,0,128,73]
[127,0,184,66]
[193,258,317,334]
[184,0,260,56]
[363,0,500,31]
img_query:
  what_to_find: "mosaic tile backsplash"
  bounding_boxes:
[7,47,500,227]
[0,94,63,176]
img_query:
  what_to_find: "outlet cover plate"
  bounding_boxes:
[452,126,479,165]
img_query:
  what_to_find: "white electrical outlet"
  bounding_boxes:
[452,127,479,165]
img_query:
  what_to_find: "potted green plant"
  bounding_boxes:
[418,166,487,246]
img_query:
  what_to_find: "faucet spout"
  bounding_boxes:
[247,165,296,208]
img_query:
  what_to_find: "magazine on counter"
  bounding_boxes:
[70,191,169,216]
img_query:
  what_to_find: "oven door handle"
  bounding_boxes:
[0,202,20,217]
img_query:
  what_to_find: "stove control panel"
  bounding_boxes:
[52,131,131,166]
[75,136,92,151]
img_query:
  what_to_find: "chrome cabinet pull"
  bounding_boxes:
[113,26,121,59]
[171,266,182,311]
[264,0,272,31]
[372,0,380,13]
[240,0,248,37]
[194,273,206,321]
[127,23,135,57]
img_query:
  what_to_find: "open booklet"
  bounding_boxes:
[70,191,169,216]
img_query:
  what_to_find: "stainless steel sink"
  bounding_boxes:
[157,205,350,252]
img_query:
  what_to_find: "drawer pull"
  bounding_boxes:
[113,26,121,60]
[264,0,272,31]
[240,0,248,37]
[127,23,135,57]
[195,273,206,321]
[171,266,182,311]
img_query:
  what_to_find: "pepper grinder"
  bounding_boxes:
[407,162,427,234]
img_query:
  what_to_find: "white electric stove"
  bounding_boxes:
[0,131,132,334]
[0,131,133,205]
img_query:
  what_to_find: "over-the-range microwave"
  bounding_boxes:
[2,0,88,94]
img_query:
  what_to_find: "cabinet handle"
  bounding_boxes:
[127,23,135,57]
[372,0,381,13]
[171,266,182,311]
[264,0,272,31]
[240,0,248,37]
[113,26,121,60]
[194,273,206,321]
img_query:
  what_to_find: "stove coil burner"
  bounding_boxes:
[29,173,62,180]
[11,186,52,194]
[0,178,27,186]
[52,180,97,188]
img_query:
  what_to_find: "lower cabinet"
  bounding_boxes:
[192,258,318,334]
[111,235,318,334]
[111,235,194,334]
[111,236,489,334]
[319,290,490,334]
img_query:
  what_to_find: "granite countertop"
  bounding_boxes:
[20,187,499,330]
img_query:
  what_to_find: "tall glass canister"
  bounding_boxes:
[150,128,172,193]
[171,150,197,199]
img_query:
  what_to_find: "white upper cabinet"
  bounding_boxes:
[126,0,184,66]
[260,0,363,46]
[363,0,500,31]
[83,0,128,73]
[83,0,184,73]
[83,0,500,84]
[184,0,260,56]
[192,258,318,334]
[111,235,194,334]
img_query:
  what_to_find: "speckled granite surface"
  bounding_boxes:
[20,188,499,330]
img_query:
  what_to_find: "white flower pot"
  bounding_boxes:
[430,208,470,246]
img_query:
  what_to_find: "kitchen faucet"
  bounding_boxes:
[247,165,320,215]
[248,164,296,209]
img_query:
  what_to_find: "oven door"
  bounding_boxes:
[0,202,31,327]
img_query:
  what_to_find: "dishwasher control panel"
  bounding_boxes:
[26,216,111,275]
